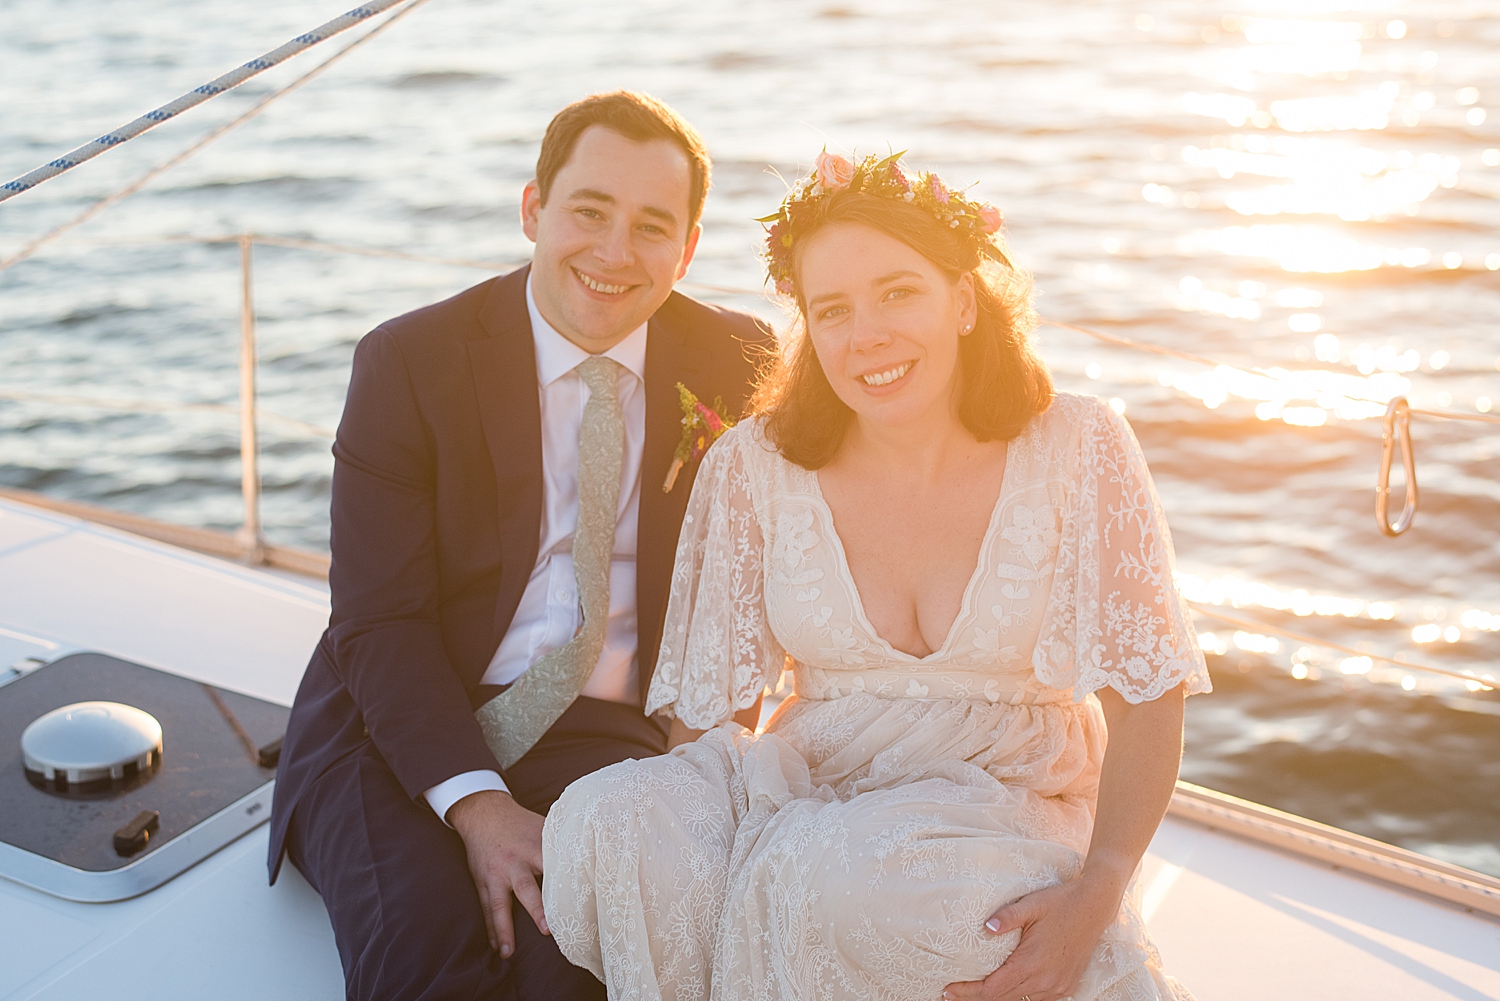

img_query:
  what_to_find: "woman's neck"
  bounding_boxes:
[839,405,977,483]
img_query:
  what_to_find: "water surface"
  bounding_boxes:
[1,0,1497,875]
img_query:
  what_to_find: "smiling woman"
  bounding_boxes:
[541,152,1208,1001]
[752,160,1051,469]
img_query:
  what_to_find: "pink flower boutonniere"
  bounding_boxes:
[662,383,736,493]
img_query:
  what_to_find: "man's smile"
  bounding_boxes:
[572,267,640,297]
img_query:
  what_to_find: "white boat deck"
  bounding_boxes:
[0,495,1495,1000]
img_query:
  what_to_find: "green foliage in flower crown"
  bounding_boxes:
[758,150,1010,296]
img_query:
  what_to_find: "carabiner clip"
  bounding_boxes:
[1376,396,1418,537]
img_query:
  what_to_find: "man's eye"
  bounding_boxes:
[577,208,603,220]
[640,224,665,236]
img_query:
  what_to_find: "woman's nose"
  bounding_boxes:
[848,313,893,352]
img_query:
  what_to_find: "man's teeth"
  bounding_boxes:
[576,270,632,295]
[861,363,913,387]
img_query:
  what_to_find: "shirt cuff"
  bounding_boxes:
[423,769,510,827]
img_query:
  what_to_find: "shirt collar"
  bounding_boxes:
[526,274,648,388]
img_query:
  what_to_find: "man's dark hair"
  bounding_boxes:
[536,90,711,231]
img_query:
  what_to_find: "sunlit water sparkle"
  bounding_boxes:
[1,0,1497,876]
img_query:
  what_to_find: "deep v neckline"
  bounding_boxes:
[808,436,1021,664]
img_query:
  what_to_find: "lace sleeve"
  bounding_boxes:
[645,426,784,730]
[1035,398,1211,703]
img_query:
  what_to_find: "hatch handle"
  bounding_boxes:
[113,809,160,857]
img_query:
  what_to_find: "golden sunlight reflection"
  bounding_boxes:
[1216,41,1363,86]
[1237,18,1364,45]
[1461,610,1500,632]
[1183,88,1398,131]
[1182,136,1459,220]
[1173,275,1260,319]
[1184,224,1435,273]
[1313,335,1421,373]
[1156,362,1407,422]
[1179,571,1499,692]
[1209,15,1383,91]
[1177,572,1392,619]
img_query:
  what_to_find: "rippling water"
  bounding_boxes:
[1,0,1497,876]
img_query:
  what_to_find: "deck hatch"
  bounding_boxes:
[0,651,288,901]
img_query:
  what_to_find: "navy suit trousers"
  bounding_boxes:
[286,697,667,1000]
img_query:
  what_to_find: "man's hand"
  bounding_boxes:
[447,789,547,958]
[942,864,1127,1001]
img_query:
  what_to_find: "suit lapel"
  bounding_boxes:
[469,266,544,651]
[637,301,702,702]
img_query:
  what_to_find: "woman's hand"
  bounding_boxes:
[942,864,1128,1001]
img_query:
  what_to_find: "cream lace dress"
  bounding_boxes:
[541,393,1210,1001]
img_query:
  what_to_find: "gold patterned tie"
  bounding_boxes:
[476,355,625,769]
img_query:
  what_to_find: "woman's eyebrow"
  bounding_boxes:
[872,269,923,285]
[806,290,848,309]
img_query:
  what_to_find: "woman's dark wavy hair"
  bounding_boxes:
[750,189,1053,469]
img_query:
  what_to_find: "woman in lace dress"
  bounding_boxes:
[541,151,1210,1001]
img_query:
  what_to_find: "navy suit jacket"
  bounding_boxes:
[268,266,768,881]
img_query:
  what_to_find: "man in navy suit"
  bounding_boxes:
[269,91,768,999]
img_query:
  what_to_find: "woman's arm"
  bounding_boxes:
[667,694,764,749]
[945,683,1184,1001]
[1081,684,1185,897]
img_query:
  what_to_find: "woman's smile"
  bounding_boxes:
[857,360,916,389]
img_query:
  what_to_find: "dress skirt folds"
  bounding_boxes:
[542,395,1211,1001]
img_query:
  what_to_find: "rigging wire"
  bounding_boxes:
[0,0,410,204]
[0,0,432,275]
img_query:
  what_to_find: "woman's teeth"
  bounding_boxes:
[575,269,632,295]
[861,363,912,387]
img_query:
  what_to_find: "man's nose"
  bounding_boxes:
[592,221,636,271]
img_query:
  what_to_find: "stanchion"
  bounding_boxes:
[237,234,265,565]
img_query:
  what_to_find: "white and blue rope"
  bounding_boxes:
[0,0,408,204]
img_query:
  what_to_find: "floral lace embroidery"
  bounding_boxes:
[569,396,1210,1000]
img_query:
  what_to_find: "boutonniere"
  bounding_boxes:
[662,383,736,493]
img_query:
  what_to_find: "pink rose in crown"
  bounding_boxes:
[775,278,795,295]
[815,151,854,191]
[929,175,950,204]
[979,205,1004,233]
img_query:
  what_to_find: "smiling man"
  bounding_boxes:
[268,92,768,1000]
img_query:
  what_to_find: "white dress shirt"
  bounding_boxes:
[424,276,649,823]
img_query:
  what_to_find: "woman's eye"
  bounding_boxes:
[884,287,913,301]
[817,305,847,322]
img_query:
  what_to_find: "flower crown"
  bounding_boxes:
[758,150,1011,296]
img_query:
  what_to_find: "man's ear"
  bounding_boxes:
[674,223,703,282]
[520,180,543,243]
